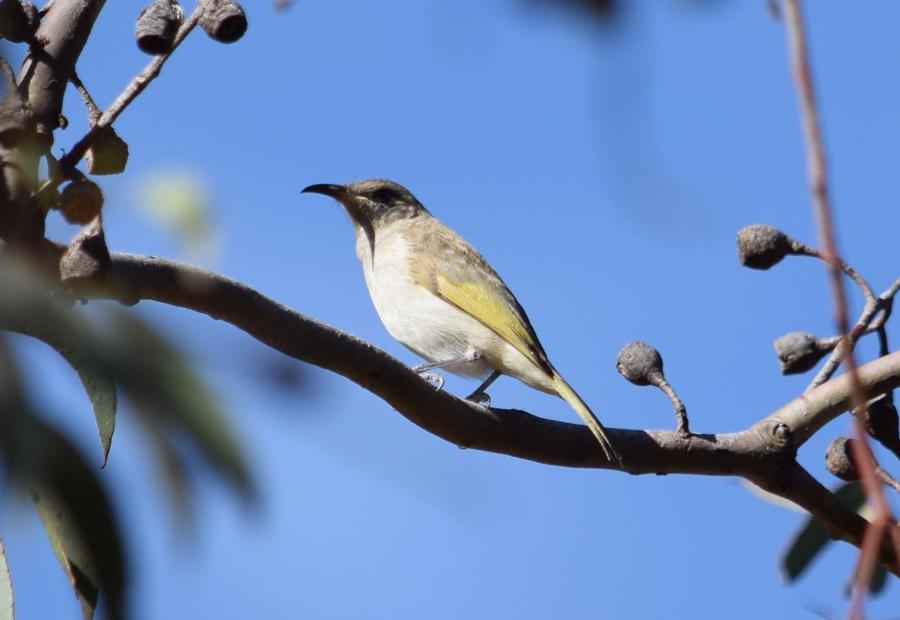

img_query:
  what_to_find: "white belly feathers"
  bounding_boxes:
[354,223,554,392]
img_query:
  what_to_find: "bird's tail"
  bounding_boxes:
[551,372,622,466]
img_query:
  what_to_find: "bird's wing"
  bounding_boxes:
[411,225,553,375]
[409,221,622,464]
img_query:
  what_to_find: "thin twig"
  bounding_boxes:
[34,3,204,198]
[883,277,900,301]
[657,378,689,435]
[809,296,884,391]
[797,265,896,391]
[875,466,900,494]
[793,242,877,306]
[875,281,899,358]
[782,1,899,615]
[810,278,898,389]
[69,70,102,124]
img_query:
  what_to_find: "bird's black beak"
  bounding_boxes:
[302,182,372,233]
[301,183,348,199]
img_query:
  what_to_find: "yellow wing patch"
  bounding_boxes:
[427,271,550,374]
[407,222,552,374]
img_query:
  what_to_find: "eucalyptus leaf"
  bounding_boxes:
[33,489,99,620]
[108,311,252,498]
[782,482,866,582]
[0,308,126,619]
[19,417,127,620]
[0,537,14,620]
[21,322,117,467]
[0,176,252,620]
[0,411,127,620]
[136,411,195,528]
[0,261,252,500]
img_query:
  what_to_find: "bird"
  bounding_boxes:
[301,179,620,464]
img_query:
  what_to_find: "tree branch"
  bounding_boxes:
[55,4,203,175]
[3,0,106,238]
[51,250,900,573]
[19,0,107,138]
[783,0,900,606]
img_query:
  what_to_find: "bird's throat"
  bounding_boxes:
[352,218,377,264]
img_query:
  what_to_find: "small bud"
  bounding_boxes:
[617,341,689,433]
[59,180,104,225]
[863,395,900,458]
[0,0,39,43]
[616,341,664,386]
[200,0,247,43]
[773,332,829,375]
[86,127,129,175]
[826,437,859,482]
[135,0,184,55]
[736,224,794,270]
[59,217,110,285]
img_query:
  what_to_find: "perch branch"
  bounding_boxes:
[50,249,900,573]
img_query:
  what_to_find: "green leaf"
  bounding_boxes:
[0,537,14,620]
[0,259,252,507]
[0,261,118,467]
[21,417,127,620]
[782,482,866,582]
[108,311,252,498]
[33,490,99,620]
[32,491,100,620]
[782,510,830,582]
[24,323,117,468]
[0,332,126,620]
[138,171,220,260]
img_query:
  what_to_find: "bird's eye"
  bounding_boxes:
[371,188,395,204]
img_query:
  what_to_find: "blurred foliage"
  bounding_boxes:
[138,171,220,261]
[524,0,619,21]
[741,480,805,513]
[27,317,117,467]
[0,257,254,618]
[782,482,888,595]
[0,335,125,620]
[520,0,728,28]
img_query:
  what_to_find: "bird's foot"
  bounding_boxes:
[465,390,491,408]
[413,348,483,374]
[464,347,483,363]
[418,371,445,391]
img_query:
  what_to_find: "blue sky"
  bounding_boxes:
[4,1,900,618]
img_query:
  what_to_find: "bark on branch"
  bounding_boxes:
[59,250,900,574]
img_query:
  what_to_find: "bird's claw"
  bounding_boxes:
[419,372,445,391]
[464,347,483,363]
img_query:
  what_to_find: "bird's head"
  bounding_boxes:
[301,179,426,229]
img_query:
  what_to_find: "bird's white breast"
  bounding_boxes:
[355,225,493,378]
[353,222,554,393]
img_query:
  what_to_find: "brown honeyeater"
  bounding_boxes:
[302,179,620,464]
